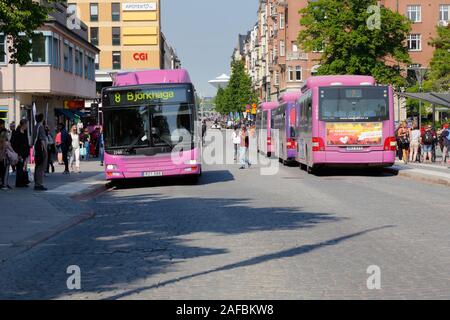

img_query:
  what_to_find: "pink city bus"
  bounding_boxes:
[295,75,396,174]
[272,92,301,165]
[101,69,202,182]
[256,101,279,157]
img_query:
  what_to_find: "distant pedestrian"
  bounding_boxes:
[69,125,81,173]
[0,119,7,138]
[59,124,71,174]
[421,125,436,163]
[45,125,55,174]
[239,125,251,169]
[409,123,421,163]
[80,128,90,161]
[0,134,17,190]
[397,121,410,164]
[33,113,48,191]
[55,128,63,165]
[98,127,105,166]
[232,126,240,161]
[11,119,30,188]
[440,124,450,164]
[201,120,207,144]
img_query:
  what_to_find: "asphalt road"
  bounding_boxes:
[0,132,449,299]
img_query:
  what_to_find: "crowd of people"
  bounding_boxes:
[0,116,104,191]
[396,121,450,165]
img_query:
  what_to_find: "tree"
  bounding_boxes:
[0,0,62,65]
[225,59,254,113]
[425,25,450,92]
[214,86,226,114]
[297,0,411,86]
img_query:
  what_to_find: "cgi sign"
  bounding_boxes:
[133,53,148,61]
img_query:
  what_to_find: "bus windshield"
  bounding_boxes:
[319,86,389,122]
[103,103,193,151]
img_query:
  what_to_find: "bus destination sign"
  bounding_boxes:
[106,88,188,106]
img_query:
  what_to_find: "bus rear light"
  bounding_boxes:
[287,138,296,149]
[267,137,272,146]
[312,137,325,152]
[384,137,397,151]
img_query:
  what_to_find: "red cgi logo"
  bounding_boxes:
[133,53,148,61]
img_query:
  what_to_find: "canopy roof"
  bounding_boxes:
[398,92,450,109]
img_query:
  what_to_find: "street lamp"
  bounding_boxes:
[413,67,428,129]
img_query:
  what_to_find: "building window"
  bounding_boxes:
[90,3,98,22]
[407,34,422,51]
[52,37,60,69]
[295,66,302,82]
[75,48,80,75]
[112,3,120,21]
[112,27,121,46]
[85,55,89,79]
[407,5,421,23]
[288,67,294,82]
[280,14,285,29]
[31,34,46,63]
[64,43,69,71]
[112,51,121,70]
[90,27,98,46]
[274,71,279,86]
[292,42,298,52]
[280,40,285,57]
[440,4,450,21]
[95,54,99,70]
[0,35,6,63]
[69,46,73,72]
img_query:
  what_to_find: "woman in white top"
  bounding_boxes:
[409,123,421,162]
[232,126,241,161]
[69,125,81,173]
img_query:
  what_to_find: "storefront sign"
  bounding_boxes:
[64,100,85,110]
[326,122,383,146]
[122,3,157,11]
[133,53,148,61]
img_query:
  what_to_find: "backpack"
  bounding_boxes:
[423,131,434,145]
[443,129,450,144]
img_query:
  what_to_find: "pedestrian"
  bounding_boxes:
[409,123,421,163]
[239,125,251,169]
[421,125,436,163]
[440,123,450,164]
[8,122,16,172]
[80,128,90,161]
[45,125,55,174]
[0,134,17,190]
[55,127,63,165]
[10,119,31,188]
[98,127,105,166]
[232,126,240,161]
[201,120,207,144]
[397,121,410,164]
[33,113,48,191]
[69,125,81,173]
[59,124,71,174]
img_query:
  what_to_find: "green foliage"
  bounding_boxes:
[214,60,257,115]
[297,0,411,86]
[423,26,450,92]
[0,0,62,65]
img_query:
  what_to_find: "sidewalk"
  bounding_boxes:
[386,160,450,187]
[0,160,107,263]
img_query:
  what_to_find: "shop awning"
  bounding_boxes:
[397,92,450,109]
[55,109,87,119]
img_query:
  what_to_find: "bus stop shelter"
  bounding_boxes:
[397,92,450,127]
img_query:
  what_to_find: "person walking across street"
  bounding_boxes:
[421,125,436,163]
[33,113,48,191]
[69,125,81,173]
[239,125,251,169]
[409,123,421,163]
[11,119,31,188]
[232,126,240,161]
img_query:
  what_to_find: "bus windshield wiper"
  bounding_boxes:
[127,132,147,153]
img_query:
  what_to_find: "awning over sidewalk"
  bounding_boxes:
[397,92,450,109]
[55,109,87,119]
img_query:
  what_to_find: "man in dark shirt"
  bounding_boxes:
[11,119,30,187]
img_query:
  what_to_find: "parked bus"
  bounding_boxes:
[295,75,396,173]
[101,69,202,182]
[256,101,278,157]
[272,92,301,165]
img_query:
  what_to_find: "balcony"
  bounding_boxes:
[286,51,308,61]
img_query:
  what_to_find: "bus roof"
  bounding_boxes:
[259,101,279,110]
[278,92,301,103]
[113,69,192,86]
[302,75,376,92]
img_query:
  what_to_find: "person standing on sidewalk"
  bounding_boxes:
[80,128,91,161]
[33,113,48,191]
[11,119,30,188]
[45,125,55,174]
[98,127,105,166]
[440,124,450,164]
[59,124,71,174]
[69,125,81,173]
[239,125,251,169]
[55,127,63,165]
[397,121,410,164]
[409,123,421,163]
[232,126,240,161]
[421,125,436,163]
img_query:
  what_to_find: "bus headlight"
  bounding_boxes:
[106,164,118,171]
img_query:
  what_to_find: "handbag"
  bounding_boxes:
[80,147,87,157]
[6,147,19,166]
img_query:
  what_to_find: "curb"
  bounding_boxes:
[384,167,450,187]
[0,182,109,264]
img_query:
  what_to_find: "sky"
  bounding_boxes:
[161,0,258,97]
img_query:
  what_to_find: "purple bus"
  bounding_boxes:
[295,75,396,173]
[256,101,278,157]
[101,69,202,182]
[272,92,301,165]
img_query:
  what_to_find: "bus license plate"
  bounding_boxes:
[142,171,163,177]
[346,146,364,151]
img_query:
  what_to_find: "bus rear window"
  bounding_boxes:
[319,86,389,122]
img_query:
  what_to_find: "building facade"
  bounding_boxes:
[0,2,99,130]
[236,0,450,107]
